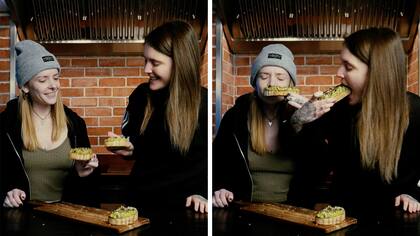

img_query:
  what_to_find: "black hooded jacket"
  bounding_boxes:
[0,98,98,207]
[121,83,208,209]
[213,93,330,207]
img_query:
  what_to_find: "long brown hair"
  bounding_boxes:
[140,20,202,155]
[344,28,409,183]
[19,91,68,151]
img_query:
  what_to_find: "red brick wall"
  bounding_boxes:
[0,14,10,112]
[221,34,234,114]
[408,32,419,94]
[57,56,146,154]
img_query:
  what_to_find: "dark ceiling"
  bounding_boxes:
[6,0,207,56]
[217,0,420,54]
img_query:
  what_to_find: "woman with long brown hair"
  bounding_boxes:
[107,20,207,213]
[291,27,420,218]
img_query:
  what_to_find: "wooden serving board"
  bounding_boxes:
[34,202,150,234]
[240,202,357,233]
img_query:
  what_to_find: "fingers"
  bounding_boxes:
[220,192,229,206]
[204,202,208,213]
[226,191,234,202]
[185,196,192,207]
[395,195,401,206]
[186,195,208,213]
[408,202,417,213]
[288,101,303,109]
[403,198,409,211]
[20,191,26,201]
[107,131,119,137]
[87,155,99,168]
[194,200,207,213]
[194,200,199,212]
[312,100,335,117]
[396,194,420,213]
[213,189,233,208]
[287,93,308,107]
[213,191,225,208]
[111,142,134,156]
[309,92,322,102]
[5,190,25,207]
[3,197,12,207]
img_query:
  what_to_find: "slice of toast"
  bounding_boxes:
[264,87,300,96]
[319,84,351,102]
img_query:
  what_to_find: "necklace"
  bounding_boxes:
[33,110,51,120]
[265,113,278,127]
[263,105,280,127]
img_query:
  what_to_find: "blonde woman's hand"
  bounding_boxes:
[186,195,208,213]
[213,189,234,208]
[395,194,420,213]
[3,189,26,208]
[106,131,134,156]
[75,154,99,177]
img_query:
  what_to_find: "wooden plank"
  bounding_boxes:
[34,202,150,234]
[240,203,357,233]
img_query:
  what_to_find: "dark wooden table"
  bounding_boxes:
[1,205,207,236]
[213,207,420,236]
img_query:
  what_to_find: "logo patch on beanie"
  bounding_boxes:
[267,53,282,60]
[42,56,54,62]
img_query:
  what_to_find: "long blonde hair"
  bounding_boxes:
[249,94,268,155]
[345,28,409,183]
[140,20,201,155]
[19,92,68,151]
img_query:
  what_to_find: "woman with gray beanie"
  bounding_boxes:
[213,44,329,208]
[0,40,98,207]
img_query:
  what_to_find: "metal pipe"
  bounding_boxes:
[215,17,223,131]
[9,18,16,99]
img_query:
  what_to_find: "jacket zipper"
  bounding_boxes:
[233,134,254,201]
[6,133,31,200]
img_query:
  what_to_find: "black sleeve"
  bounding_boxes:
[212,107,242,193]
[122,85,148,154]
[0,111,29,206]
[287,111,334,208]
[391,96,420,200]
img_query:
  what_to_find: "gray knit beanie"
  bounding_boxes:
[15,40,60,88]
[250,44,297,88]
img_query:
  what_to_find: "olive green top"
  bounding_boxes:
[23,138,73,202]
[248,145,295,203]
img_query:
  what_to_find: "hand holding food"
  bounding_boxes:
[290,85,348,132]
[75,154,99,177]
[69,147,94,161]
[105,136,130,149]
[287,93,309,109]
[106,132,134,156]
